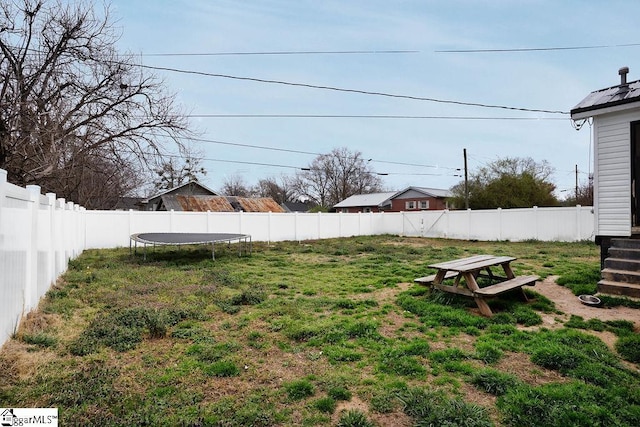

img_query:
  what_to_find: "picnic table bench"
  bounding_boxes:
[414,254,538,317]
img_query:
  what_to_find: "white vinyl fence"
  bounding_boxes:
[0,169,85,346]
[84,205,594,248]
[0,167,595,346]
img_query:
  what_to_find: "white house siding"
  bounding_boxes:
[594,109,640,236]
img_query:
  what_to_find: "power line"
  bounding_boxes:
[137,63,568,115]
[152,152,461,177]
[153,134,459,170]
[186,114,566,120]
[436,42,640,53]
[142,50,419,56]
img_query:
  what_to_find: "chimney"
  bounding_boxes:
[619,66,629,86]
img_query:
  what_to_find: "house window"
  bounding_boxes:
[419,200,429,209]
[363,207,372,213]
[340,208,349,213]
[405,201,416,210]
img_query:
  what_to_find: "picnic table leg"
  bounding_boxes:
[501,262,528,301]
[463,272,493,317]
[433,269,447,285]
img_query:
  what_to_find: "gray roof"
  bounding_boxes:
[334,192,397,208]
[333,187,451,209]
[142,180,218,203]
[571,79,640,118]
[399,186,452,198]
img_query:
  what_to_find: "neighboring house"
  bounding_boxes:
[140,181,218,211]
[388,187,451,211]
[281,201,312,213]
[571,66,640,297]
[334,191,398,213]
[158,195,285,213]
[113,196,144,211]
[333,187,451,213]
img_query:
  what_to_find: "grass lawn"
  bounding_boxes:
[1,235,639,426]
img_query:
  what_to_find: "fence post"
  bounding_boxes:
[575,205,582,241]
[497,208,502,241]
[533,206,539,240]
[46,193,56,288]
[0,170,6,243]
[25,185,41,313]
[294,212,299,242]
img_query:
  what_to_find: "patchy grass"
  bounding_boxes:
[1,236,637,426]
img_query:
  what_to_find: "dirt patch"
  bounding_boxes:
[533,276,640,330]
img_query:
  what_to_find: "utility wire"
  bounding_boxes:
[137,63,568,115]
[142,50,419,56]
[151,133,459,170]
[186,114,566,120]
[436,42,640,53]
[152,152,461,177]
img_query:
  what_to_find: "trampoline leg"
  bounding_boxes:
[212,242,215,260]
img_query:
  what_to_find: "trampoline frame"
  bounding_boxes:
[130,232,252,260]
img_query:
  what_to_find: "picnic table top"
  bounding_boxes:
[427,255,516,273]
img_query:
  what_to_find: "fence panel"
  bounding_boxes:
[0,170,86,346]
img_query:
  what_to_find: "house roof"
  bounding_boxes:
[281,201,310,212]
[571,69,640,119]
[334,187,452,209]
[142,180,218,203]
[333,192,398,208]
[160,195,285,212]
[397,186,452,198]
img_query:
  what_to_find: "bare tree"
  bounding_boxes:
[0,0,193,208]
[254,175,295,204]
[153,151,206,192]
[294,147,383,209]
[221,174,251,196]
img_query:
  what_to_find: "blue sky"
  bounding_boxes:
[108,0,640,197]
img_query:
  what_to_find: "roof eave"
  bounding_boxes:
[571,97,640,120]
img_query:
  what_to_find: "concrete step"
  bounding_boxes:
[598,280,640,298]
[608,247,640,260]
[611,238,640,249]
[604,257,640,271]
[601,268,640,283]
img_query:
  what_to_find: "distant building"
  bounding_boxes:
[281,201,312,213]
[141,181,219,211]
[334,187,451,213]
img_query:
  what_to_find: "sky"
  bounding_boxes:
[106,0,640,198]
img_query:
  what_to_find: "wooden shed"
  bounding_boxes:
[571,66,640,297]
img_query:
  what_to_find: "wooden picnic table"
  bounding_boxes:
[415,255,538,317]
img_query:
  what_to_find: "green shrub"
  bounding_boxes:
[615,334,640,363]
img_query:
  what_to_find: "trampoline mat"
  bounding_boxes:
[131,232,250,245]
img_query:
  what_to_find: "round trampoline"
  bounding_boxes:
[130,232,251,260]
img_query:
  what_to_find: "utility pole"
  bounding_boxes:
[575,164,579,199]
[464,148,469,209]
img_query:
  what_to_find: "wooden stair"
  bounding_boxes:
[599,238,640,298]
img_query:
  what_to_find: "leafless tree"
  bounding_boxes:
[0,0,194,208]
[294,147,383,209]
[153,150,206,192]
[254,175,295,204]
[221,174,251,196]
